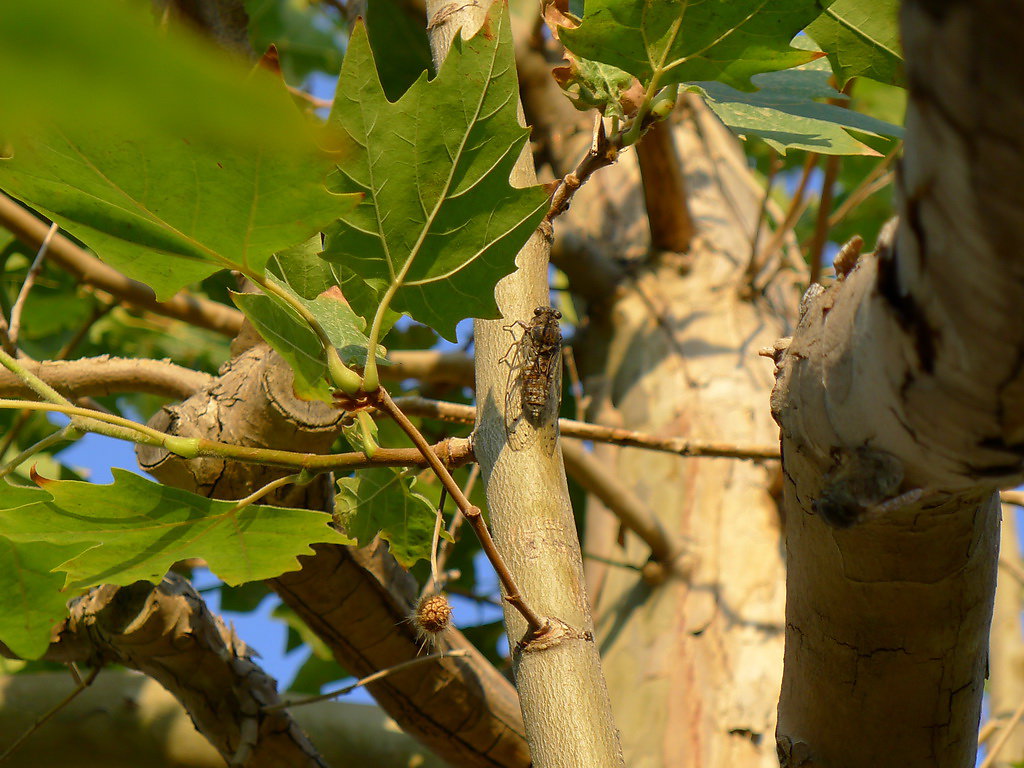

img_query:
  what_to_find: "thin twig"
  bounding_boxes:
[561,344,586,423]
[806,155,841,285]
[391,395,781,460]
[979,696,1024,768]
[434,463,479,581]
[0,665,100,763]
[265,651,469,712]
[751,153,818,281]
[428,486,449,592]
[999,556,1024,587]
[745,152,783,284]
[1002,490,1024,507]
[0,397,474,473]
[828,143,901,229]
[545,115,621,225]
[561,440,680,565]
[0,424,77,480]
[0,193,242,337]
[373,388,546,634]
[8,222,58,348]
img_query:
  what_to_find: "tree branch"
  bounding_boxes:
[0,356,215,400]
[0,192,244,337]
[636,118,695,253]
[18,573,328,768]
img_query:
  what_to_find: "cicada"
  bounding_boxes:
[503,306,563,453]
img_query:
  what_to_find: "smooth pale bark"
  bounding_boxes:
[0,672,447,768]
[423,2,624,766]
[987,507,1024,766]
[560,102,795,768]
[772,2,1024,765]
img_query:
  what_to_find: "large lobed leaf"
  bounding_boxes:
[805,0,903,88]
[559,0,837,93]
[335,468,440,568]
[0,0,355,300]
[0,472,351,657]
[320,3,548,341]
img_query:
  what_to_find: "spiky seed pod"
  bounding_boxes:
[412,593,453,648]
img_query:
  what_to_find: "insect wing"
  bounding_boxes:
[503,323,536,451]
[535,342,562,456]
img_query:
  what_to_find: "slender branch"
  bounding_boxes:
[828,144,900,229]
[635,118,695,253]
[392,395,781,459]
[0,356,214,401]
[0,397,474,472]
[806,155,841,285]
[561,440,681,565]
[545,115,622,225]
[751,153,818,282]
[266,651,469,712]
[0,666,100,763]
[0,193,243,337]
[979,696,1024,768]
[745,152,783,283]
[8,222,58,348]
[0,424,77,479]
[373,387,546,634]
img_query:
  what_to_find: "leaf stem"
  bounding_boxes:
[264,650,469,712]
[0,398,474,472]
[372,387,546,634]
[0,424,79,480]
[228,473,306,513]
[363,281,401,392]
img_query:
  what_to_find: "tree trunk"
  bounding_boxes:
[771,2,1024,765]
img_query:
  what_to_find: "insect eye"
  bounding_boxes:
[553,310,562,319]
[534,307,543,316]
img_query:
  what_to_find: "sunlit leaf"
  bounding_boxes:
[335,468,440,567]
[0,472,352,592]
[559,0,836,93]
[805,0,903,87]
[320,4,548,340]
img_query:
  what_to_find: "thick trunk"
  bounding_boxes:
[771,2,1024,765]
[565,105,797,768]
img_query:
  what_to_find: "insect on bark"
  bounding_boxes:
[503,306,563,453]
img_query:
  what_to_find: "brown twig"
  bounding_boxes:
[392,395,781,460]
[745,152,783,284]
[828,143,901,229]
[979,696,1024,768]
[635,118,695,253]
[561,440,681,565]
[806,155,841,285]
[8,222,58,348]
[0,193,243,337]
[434,463,479,581]
[265,651,469,712]
[1001,490,1024,507]
[0,666,100,763]
[751,153,818,282]
[545,115,621,225]
[372,387,546,634]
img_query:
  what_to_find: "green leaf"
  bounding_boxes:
[692,48,903,155]
[0,0,330,160]
[231,277,385,402]
[335,468,438,567]
[0,471,353,591]
[805,0,903,88]
[552,56,641,119]
[0,126,351,301]
[245,0,346,82]
[320,5,548,341]
[559,0,836,93]
[0,484,87,658]
[0,536,86,659]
